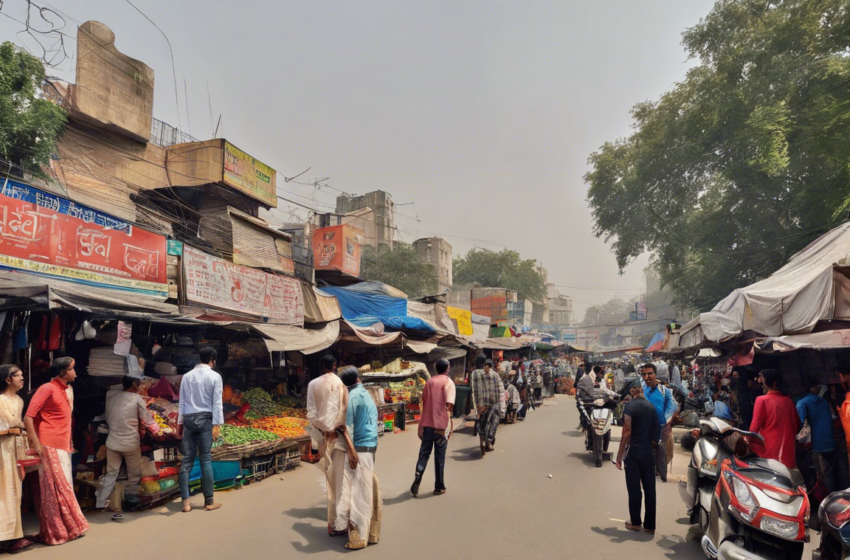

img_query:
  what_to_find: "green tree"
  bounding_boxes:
[0,42,66,177]
[581,297,632,326]
[359,244,438,298]
[585,0,850,312]
[453,248,546,301]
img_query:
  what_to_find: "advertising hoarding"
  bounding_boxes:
[312,225,361,277]
[0,180,168,297]
[183,246,303,325]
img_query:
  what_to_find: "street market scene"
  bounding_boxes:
[3,1,850,559]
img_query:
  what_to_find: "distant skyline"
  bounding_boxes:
[0,0,717,318]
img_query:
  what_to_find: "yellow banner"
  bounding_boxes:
[223,141,277,207]
[447,306,473,336]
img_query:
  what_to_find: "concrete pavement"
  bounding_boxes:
[21,395,813,559]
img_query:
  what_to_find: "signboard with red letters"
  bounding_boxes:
[0,180,168,297]
[182,245,303,325]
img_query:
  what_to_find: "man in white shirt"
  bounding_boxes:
[95,376,159,509]
[177,347,223,513]
[670,361,682,387]
[306,354,349,535]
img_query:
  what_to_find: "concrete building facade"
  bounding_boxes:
[413,237,452,293]
[335,190,395,250]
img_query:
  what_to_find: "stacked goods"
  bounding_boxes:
[272,395,307,419]
[213,425,279,448]
[243,388,284,418]
[151,411,174,435]
[249,417,309,440]
[146,398,180,439]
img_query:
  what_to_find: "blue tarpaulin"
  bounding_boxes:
[318,286,435,333]
[645,332,666,352]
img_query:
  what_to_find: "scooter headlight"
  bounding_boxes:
[725,471,758,522]
[760,515,800,539]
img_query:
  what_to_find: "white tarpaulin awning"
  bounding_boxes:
[0,270,179,318]
[759,329,850,353]
[700,222,850,342]
[251,321,339,354]
[404,339,438,354]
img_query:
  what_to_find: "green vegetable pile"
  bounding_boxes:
[243,388,284,417]
[213,425,279,448]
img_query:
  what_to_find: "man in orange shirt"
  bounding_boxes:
[24,357,89,545]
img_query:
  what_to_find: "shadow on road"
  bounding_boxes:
[563,430,583,437]
[383,491,416,506]
[591,525,654,544]
[567,451,611,469]
[657,533,703,558]
[283,506,325,521]
[450,446,483,462]
[290,521,341,554]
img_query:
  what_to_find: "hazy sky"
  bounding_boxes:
[0,0,716,318]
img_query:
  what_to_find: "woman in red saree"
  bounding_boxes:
[24,358,88,545]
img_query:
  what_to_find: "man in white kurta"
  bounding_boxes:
[306,355,349,535]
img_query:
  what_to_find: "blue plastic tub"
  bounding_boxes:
[188,459,241,483]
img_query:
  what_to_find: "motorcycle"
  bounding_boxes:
[814,491,850,560]
[680,417,809,560]
[579,388,619,468]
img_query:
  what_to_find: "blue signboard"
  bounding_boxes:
[0,179,132,234]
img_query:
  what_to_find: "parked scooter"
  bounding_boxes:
[579,388,619,468]
[680,417,809,560]
[814,491,850,560]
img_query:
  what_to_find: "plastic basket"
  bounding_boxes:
[188,459,241,483]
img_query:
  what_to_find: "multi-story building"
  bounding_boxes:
[547,285,573,325]
[335,190,395,250]
[413,237,452,293]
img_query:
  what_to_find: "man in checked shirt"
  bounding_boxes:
[472,357,505,456]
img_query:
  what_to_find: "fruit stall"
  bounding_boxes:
[358,359,431,432]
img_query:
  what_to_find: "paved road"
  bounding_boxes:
[23,395,793,559]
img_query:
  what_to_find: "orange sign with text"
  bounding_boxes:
[312,225,361,277]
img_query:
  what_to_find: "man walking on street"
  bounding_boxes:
[96,375,160,510]
[335,367,381,550]
[411,358,455,496]
[178,347,223,512]
[24,357,89,545]
[472,357,503,456]
[797,383,841,492]
[306,354,349,536]
[616,380,661,535]
[641,363,677,482]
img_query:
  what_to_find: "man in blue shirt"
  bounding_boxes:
[335,367,381,550]
[712,392,734,420]
[797,385,840,492]
[641,363,678,482]
[177,347,223,512]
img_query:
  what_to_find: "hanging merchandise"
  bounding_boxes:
[114,321,132,356]
[13,313,28,351]
[48,314,62,351]
[37,315,48,351]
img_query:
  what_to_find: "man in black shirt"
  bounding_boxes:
[615,380,661,535]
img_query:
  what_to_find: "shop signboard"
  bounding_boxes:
[183,245,303,325]
[222,141,277,208]
[312,225,361,277]
[446,306,473,336]
[0,179,168,297]
[167,239,183,256]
